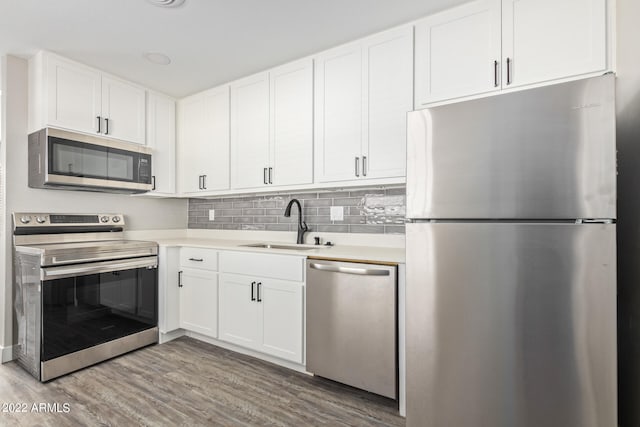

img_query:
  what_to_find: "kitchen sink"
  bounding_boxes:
[240,243,329,251]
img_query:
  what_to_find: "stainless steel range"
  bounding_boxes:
[13,213,159,381]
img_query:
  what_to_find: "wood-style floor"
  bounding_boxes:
[0,337,404,426]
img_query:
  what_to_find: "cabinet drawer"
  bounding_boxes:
[219,251,304,282]
[180,247,218,271]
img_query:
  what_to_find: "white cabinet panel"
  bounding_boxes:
[46,55,102,135]
[270,59,313,187]
[314,42,363,183]
[363,27,413,179]
[101,76,146,144]
[502,0,607,88]
[218,274,260,347]
[147,92,176,194]
[230,73,270,189]
[219,251,305,282]
[178,86,230,193]
[159,247,180,334]
[415,0,502,105]
[259,279,304,363]
[179,269,218,338]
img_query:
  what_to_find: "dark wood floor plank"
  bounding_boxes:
[0,337,404,427]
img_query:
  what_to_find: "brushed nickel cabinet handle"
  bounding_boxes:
[362,156,367,177]
[355,157,360,177]
[494,60,499,87]
[506,57,512,85]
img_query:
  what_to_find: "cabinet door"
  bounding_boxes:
[258,279,304,363]
[270,59,313,187]
[415,0,502,106]
[314,42,363,183]
[179,269,218,337]
[230,73,270,189]
[101,76,146,144]
[46,56,102,135]
[147,92,176,194]
[502,0,607,88]
[362,26,414,179]
[218,274,260,348]
[177,86,230,193]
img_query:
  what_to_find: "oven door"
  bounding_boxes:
[40,256,158,362]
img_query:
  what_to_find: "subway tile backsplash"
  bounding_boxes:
[188,186,407,234]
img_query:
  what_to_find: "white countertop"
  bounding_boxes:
[153,237,405,264]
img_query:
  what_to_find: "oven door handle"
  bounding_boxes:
[50,248,157,265]
[41,256,158,281]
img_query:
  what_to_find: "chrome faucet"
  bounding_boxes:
[284,199,309,244]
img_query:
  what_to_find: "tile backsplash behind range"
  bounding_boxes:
[188,186,406,234]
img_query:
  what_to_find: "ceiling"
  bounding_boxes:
[0,0,467,98]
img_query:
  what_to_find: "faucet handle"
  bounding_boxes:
[302,221,309,231]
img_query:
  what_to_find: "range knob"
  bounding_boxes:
[112,216,121,223]
[36,216,47,224]
[20,216,31,224]
[100,216,110,223]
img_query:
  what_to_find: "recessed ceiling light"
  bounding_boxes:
[146,0,186,8]
[144,52,172,65]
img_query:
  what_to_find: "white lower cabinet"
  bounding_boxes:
[179,268,218,338]
[218,273,304,364]
[161,248,305,365]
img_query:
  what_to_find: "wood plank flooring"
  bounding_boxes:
[0,337,405,426]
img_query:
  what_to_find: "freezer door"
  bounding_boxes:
[407,74,616,220]
[405,222,616,427]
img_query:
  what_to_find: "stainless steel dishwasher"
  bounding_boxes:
[306,258,397,399]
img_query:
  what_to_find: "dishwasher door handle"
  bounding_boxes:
[309,262,390,276]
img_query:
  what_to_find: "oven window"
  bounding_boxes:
[41,266,157,361]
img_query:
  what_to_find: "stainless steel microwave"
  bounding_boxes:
[28,128,153,194]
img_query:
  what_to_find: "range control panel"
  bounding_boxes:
[13,213,124,228]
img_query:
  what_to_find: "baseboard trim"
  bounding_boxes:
[1,345,15,363]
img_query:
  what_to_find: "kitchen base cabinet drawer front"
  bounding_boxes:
[218,274,260,348]
[219,252,304,282]
[260,280,304,363]
[180,247,218,271]
[179,269,218,338]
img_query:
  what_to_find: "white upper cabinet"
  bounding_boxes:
[177,86,230,194]
[230,73,270,189]
[146,92,176,194]
[362,27,413,179]
[502,0,607,88]
[101,76,146,145]
[315,26,413,183]
[270,59,314,187]
[314,42,363,183]
[415,0,609,106]
[415,0,502,105]
[230,58,313,190]
[30,52,147,145]
[44,55,102,135]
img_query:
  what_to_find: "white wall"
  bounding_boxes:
[0,55,188,355]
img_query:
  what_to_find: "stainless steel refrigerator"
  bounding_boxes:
[405,74,617,427]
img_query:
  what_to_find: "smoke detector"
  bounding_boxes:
[146,0,186,8]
